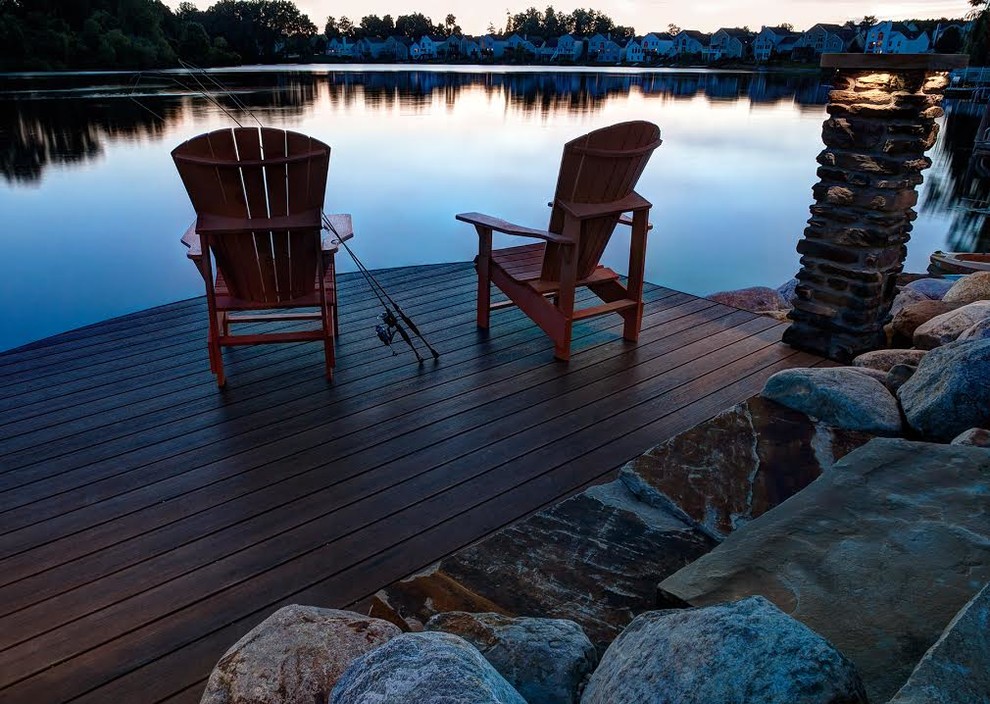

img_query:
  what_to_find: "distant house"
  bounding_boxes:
[506,34,538,57]
[794,23,861,56]
[622,38,644,64]
[753,26,799,62]
[865,21,931,54]
[556,34,584,61]
[594,36,623,63]
[932,21,971,50]
[480,34,508,58]
[706,28,754,60]
[586,33,610,56]
[326,37,354,58]
[383,36,410,61]
[444,35,480,58]
[416,35,446,58]
[353,37,387,59]
[673,30,711,57]
[641,32,675,59]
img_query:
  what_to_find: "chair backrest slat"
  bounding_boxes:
[542,121,661,281]
[173,127,331,304]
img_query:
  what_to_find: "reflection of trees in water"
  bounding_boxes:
[1,69,835,184]
[919,100,990,253]
[0,97,172,184]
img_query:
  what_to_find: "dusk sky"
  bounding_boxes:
[172,0,973,34]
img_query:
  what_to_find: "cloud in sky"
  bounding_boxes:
[169,0,972,34]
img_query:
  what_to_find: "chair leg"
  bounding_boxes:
[475,226,493,329]
[331,257,340,337]
[624,208,650,342]
[553,234,579,362]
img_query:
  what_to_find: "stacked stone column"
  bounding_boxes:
[783,54,967,361]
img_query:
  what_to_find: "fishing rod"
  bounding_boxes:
[134,60,440,361]
[322,214,440,360]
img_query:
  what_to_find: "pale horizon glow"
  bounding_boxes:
[167,0,972,35]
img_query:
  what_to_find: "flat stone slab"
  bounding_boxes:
[659,438,990,703]
[620,396,872,540]
[889,582,990,704]
[374,481,713,649]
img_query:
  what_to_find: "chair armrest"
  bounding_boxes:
[180,221,202,259]
[456,212,574,246]
[321,213,354,253]
[556,192,652,220]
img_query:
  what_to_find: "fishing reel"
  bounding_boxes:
[375,310,399,354]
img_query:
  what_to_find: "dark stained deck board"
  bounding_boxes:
[0,262,826,703]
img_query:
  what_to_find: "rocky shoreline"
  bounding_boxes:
[194,271,990,704]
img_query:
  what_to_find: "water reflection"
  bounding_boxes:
[1,69,834,185]
[921,101,990,254]
[0,67,979,350]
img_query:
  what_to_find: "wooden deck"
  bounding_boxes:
[0,262,829,703]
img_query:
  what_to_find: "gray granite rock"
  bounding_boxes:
[951,427,990,447]
[777,278,799,304]
[761,367,902,435]
[960,316,990,341]
[708,286,789,313]
[852,349,926,372]
[200,606,400,704]
[888,583,990,704]
[913,301,990,349]
[899,339,990,440]
[620,396,872,541]
[659,439,990,702]
[904,277,954,300]
[581,596,867,704]
[373,481,713,649]
[426,612,597,704]
[890,287,929,317]
[885,363,917,393]
[942,271,990,305]
[889,300,960,346]
[329,631,526,703]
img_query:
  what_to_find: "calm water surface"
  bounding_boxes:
[0,66,984,351]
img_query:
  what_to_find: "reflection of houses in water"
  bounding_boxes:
[0,69,842,184]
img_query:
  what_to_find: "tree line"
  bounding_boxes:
[0,0,630,71]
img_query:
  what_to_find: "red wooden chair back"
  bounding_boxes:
[172,127,330,304]
[542,121,661,280]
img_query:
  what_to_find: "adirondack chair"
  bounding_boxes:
[457,120,661,360]
[172,127,347,387]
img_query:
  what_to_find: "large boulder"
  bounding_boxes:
[777,278,799,304]
[329,631,526,703]
[708,286,789,314]
[659,439,990,702]
[913,301,990,349]
[852,349,926,372]
[372,481,713,649]
[889,300,959,346]
[761,367,901,435]
[581,596,867,704]
[904,277,954,301]
[960,316,990,342]
[888,583,990,704]
[426,612,597,704]
[889,287,929,318]
[898,339,990,440]
[942,271,990,305]
[620,396,872,540]
[951,427,990,447]
[200,606,400,704]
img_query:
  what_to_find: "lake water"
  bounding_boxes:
[0,66,985,351]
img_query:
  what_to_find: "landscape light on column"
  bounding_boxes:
[783,53,969,362]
